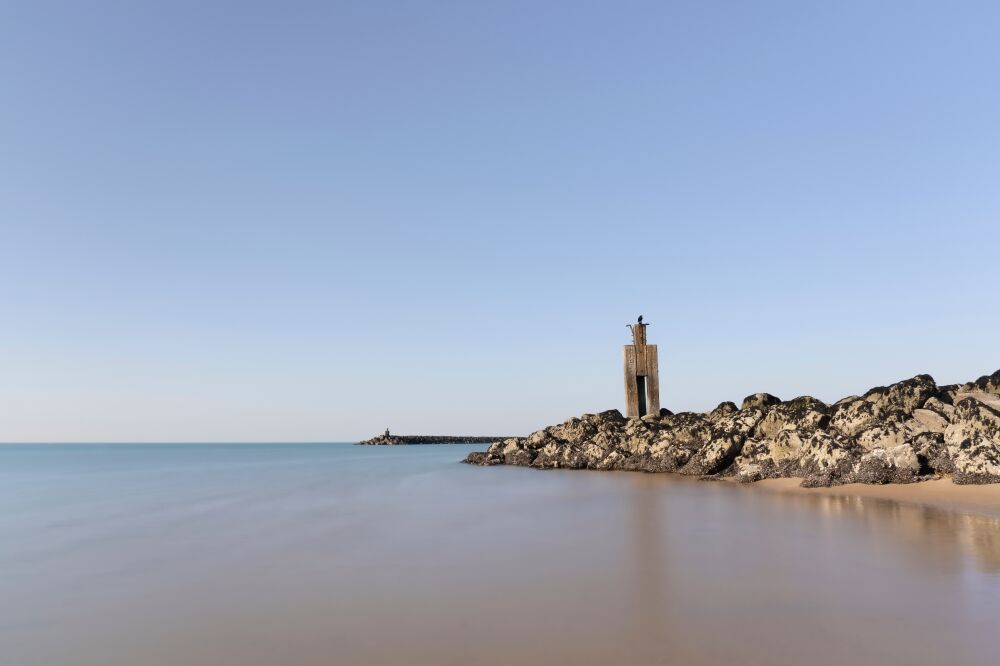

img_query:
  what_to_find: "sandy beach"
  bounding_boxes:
[754,477,1000,518]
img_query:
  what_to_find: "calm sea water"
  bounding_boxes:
[2,443,999,666]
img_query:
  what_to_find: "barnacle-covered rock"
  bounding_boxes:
[463,370,1000,486]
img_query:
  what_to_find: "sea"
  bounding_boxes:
[2,443,999,666]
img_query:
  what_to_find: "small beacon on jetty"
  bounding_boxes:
[624,316,660,418]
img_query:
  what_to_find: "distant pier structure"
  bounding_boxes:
[624,318,660,418]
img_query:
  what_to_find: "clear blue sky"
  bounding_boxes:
[2,1,998,442]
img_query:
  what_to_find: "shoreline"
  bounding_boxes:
[748,477,1000,518]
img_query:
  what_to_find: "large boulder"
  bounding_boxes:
[660,412,714,449]
[679,408,767,476]
[851,445,921,484]
[909,432,952,475]
[531,442,585,469]
[733,439,774,482]
[921,396,956,421]
[464,451,501,466]
[906,408,950,435]
[754,396,829,440]
[767,429,808,465]
[971,369,1000,395]
[951,389,1000,413]
[829,397,877,437]
[624,438,693,472]
[873,374,937,413]
[830,375,937,436]
[798,431,859,487]
[944,397,1000,484]
[502,439,536,466]
[732,431,806,481]
[740,393,781,411]
[855,421,908,451]
[707,401,738,422]
[679,431,744,476]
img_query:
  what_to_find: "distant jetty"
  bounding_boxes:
[358,433,512,445]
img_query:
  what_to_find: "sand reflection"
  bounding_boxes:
[779,491,1000,574]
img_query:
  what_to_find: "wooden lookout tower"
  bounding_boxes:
[624,319,660,418]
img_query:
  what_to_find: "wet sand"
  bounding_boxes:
[2,444,999,666]
[754,477,1000,518]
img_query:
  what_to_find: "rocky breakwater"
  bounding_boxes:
[359,434,510,445]
[465,370,1000,486]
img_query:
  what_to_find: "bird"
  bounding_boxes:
[637,315,643,324]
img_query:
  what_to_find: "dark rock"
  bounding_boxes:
[754,397,829,440]
[851,445,920,484]
[464,451,502,466]
[972,369,1000,395]
[679,431,744,476]
[909,432,952,475]
[707,402,739,421]
[741,393,781,412]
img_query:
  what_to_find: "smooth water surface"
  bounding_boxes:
[2,444,999,666]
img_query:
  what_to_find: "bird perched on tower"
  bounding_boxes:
[637,315,643,324]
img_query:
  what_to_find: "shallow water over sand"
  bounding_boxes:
[2,443,999,666]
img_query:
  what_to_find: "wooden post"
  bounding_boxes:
[645,345,660,415]
[624,346,639,417]
[624,321,661,418]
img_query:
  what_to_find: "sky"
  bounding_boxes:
[1,0,999,442]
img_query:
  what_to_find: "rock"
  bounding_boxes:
[736,463,764,483]
[532,442,584,469]
[660,412,713,449]
[907,408,949,434]
[707,401,739,421]
[464,451,501,466]
[732,430,807,481]
[593,448,626,471]
[851,445,920,484]
[680,431,744,476]
[462,369,1000,485]
[855,422,907,451]
[863,374,937,417]
[910,432,951,475]
[944,398,1000,484]
[769,429,807,464]
[830,397,878,437]
[798,431,858,486]
[714,409,767,438]
[733,439,778,481]
[829,375,936,438]
[971,368,1000,395]
[754,396,829,440]
[643,437,695,472]
[740,393,781,411]
[503,440,535,466]
[952,389,1000,412]
[922,397,956,421]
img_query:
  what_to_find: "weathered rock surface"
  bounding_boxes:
[944,396,1000,484]
[465,370,1000,486]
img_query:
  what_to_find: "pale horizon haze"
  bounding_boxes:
[2,1,999,442]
